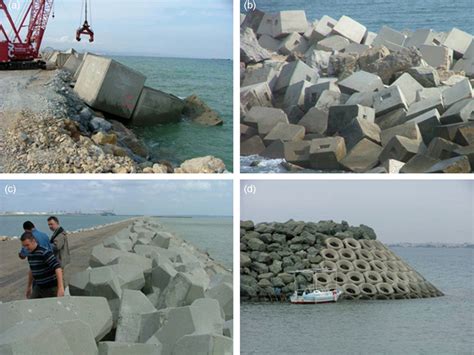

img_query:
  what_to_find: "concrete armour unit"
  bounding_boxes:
[243,106,289,135]
[440,98,474,124]
[0,319,98,355]
[404,29,437,48]
[241,136,266,156]
[373,26,407,48]
[240,220,443,301]
[441,78,473,108]
[158,272,205,309]
[331,16,367,44]
[309,137,347,170]
[98,342,162,355]
[63,54,82,74]
[273,11,308,38]
[337,71,384,95]
[315,35,350,52]
[240,82,273,114]
[379,135,425,162]
[75,55,146,119]
[406,109,441,144]
[419,45,453,69]
[274,60,319,93]
[263,122,305,146]
[441,28,473,58]
[327,104,375,135]
[340,138,383,172]
[298,107,329,135]
[242,66,280,90]
[115,290,161,343]
[283,80,313,109]
[153,298,224,355]
[308,15,337,42]
[381,120,422,147]
[283,141,311,167]
[151,231,172,249]
[205,282,233,321]
[131,86,184,126]
[172,334,233,355]
[373,85,409,117]
[258,34,282,52]
[107,263,146,291]
[337,117,381,150]
[0,296,113,341]
[390,73,424,106]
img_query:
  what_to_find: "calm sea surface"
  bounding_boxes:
[241,247,474,354]
[113,56,233,170]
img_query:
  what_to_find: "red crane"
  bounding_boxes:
[0,0,94,69]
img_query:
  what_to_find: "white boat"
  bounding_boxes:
[290,288,343,304]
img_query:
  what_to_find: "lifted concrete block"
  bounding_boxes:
[441,78,473,108]
[373,26,407,48]
[173,334,232,355]
[419,45,453,69]
[340,138,382,172]
[373,85,408,116]
[425,155,471,173]
[309,137,347,170]
[75,56,146,119]
[315,35,350,52]
[241,136,265,156]
[406,108,440,144]
[338,117,381,150]
[278,32,309,55]
[283,141,311,167]
[263,122,305,145]
[381,121,422,146]
[332,16,367,44]
[379,135,425,162]
[442,28,474,58]
[327,104,375,135]
[337,71,384,95]
[116,290,160,343]
[391,73,424,106]
[205,282,233,321]
[298,107,329,134]
[283,80,312,108]
[272,10,308,38]
[158,272,205,309]
[0,319,98,355]
[98,342,162,355]
[308,15,337,43]
[153,298,224,354]
[131,87,184,126]
[274,60,319,92]
[0,297,113,341]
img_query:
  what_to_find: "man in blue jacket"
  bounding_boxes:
[18,221,52,259]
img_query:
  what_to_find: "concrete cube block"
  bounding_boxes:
[150,231,172,249]
[98,342,162,355]
[441,78,473,108]
[283,141,311,167]
[272,11,308,38]
[103,231,134,252]
[205,282,233,321]
[258,34,282,52]
[416,87,447,102]
[261,140,285,159]
[381,121,422,146]
[298,107,329,134]
[337,117,381,150]
[426,137,462,160]
[419,45,453,69]
[400,154,440,173]
[90,245,123,267]
[342,43,370,55]
[406,108,440,144]
[340,138,382,172]
[115,290,160,343]
[48,51,72,68]
[241,28,271,64]
[425,155,471,173]
[375,108,408,130]
[454,145,474,167]
[244,106,289,134]
[454,125,474,145]
[152,260,178,291]
[309,137,347,170]
[278,32,309,55]
[442,28,474,58]
[304,48,332,74]
[374,26,407,46]
[407,66,440,87]
[362,31,377,46]
[315,89,344,112]
[316,35,350,52]
[337,71,384,95]
[453,57,474,77]
[308,15,337,43]
[327,104,375,135]
[381,159,405,173]
[242,66,280,90]
[406,96,444,120]
[464,40,474,59]
[274,60,319,92]
[405,29,437,48]
[263,122,305,145]
[304,80,340,109]
[158,272,205,309]
[153,298,224,354]
[63,54,82,74]
[241,136,266,156]
[107,264,146,291]
[131,87,184,126]
[241,9,265,32]
[240,82,273,114]
[0,297,113,341]
[373,85,408,116]
[173,334,232,355]
[283,80,312,108]
[332,16,367,44]
[256,13,276,36]
[75,56,146,119]
[345,91,375,107]
[241,124,258,142]
[391,73,424,106]
[379,135,425,162]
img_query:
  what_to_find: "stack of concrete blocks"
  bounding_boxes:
[240,9,474,173]
[240,220,443,302]
[0,218,233,354]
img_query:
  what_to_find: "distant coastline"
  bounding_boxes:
[387,242,473,248]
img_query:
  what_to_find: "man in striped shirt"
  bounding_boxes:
[21,232,65,299]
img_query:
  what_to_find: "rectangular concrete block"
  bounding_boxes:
[337,71,384,95]
[362,31,377,46]
[373,85,408,116]
[283,141,311,168]
[337,117,381,150]
[406,108,441,144]
[373,26,407,47]
[243,106,289,132]
[131,87,184,126]
[304,80,340,109]
[419,45,453,69]
[283,80,312,109]
[63,55,82,74]
[273,11,308,38]
[242,66,280,90]
[332,16,367,44]
[315,35,350,52]
[400,154,440,173]
[240,82,273,115]
[405,29,437,48]
[425,155,471,173]
[241,136,266,156]
[241,9,265,32]
[315,89,344,112]
[308,15,337,43]
[263,122,305,145]
[440,98,474,124]
[442,28,474,58]
[340,138,382,172]
[441,78,473,108]
[381,121,422,146]
[297,107,329,135]
[256,13,276,36]
[391,73,424,106]
[278,32,309,55]
[453,57,474,77]
[342,43,370,55]
[426,137,462,160]
[375,108,408,130]
[258,34,282,52]
[379,135,425,162]
[274,60,319,92]
[75,56,146,119]
[327,104,375,135]
[309,137,347,170]
[406,95,444,120]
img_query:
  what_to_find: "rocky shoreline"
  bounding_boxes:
[240,10,474,173]
[1,51,227,173]
[240,220,443,301]
[0,217,233,354]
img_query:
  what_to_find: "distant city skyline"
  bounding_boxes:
[0,180,233,216]
[241,180,473,243]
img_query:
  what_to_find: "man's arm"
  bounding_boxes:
[19,247,29,259]
[26,271,33,298]
[55,268,64,297]
[52,233,65,253]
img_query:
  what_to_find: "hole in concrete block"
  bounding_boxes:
[381,93,392,100]
[319,144,330,149]
[328,23,335,28]
[294,40,300,45]
[306,75,312,81]
[264,93,270,101]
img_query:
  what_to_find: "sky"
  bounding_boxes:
[1,0,232,58]
[0,180,233,216]
[241,180,474,244]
